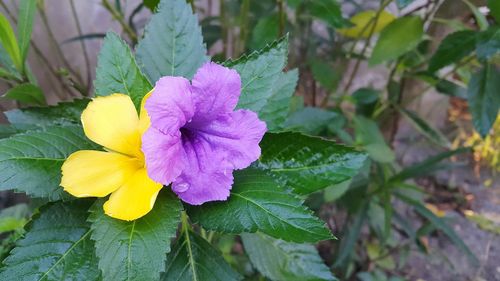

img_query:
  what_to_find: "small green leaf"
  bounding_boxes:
[428,30,476,72]
[0,201,100,281]
[307,0,350,29]
[259,69,298,131]
[389,147,471,183]
[5,98,90,129]
[310,59,340,91]
[354,116,395,163]
[255,132,367,195]
[467,63,500,137]
[144,0,160,11]
[0,203,29,233]
[476,26,500,60]
[249,15,280,51]
[136,0,208,82]
[489,0,500,22]
[242,232,337,281]
[369,16,424,66]
[324,179,352,202]
[0,13,22,71]
[95,32,151,109]
[284,107,345,135]
[188,169,333,243]
[3,83,46,106]
[161,228,242,281]
[334,202,368,268]
[89,191,182,281]
[226,36,289,114]
[435,79,468,99]
[0,126,98,201]
[399,108,450,147]
[17,0,36,64]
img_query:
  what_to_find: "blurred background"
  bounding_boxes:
[0,0,499,280]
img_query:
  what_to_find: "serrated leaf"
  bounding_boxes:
[3,83,46,106]
[428,30,476,72]
[0,13,22,71]
[467,64,500,137]
[5,98,90,129]
[136,0,208,82]
[242,232,337,281]
[0,126,98,201]
[95,32,151,109]
[399,108,450,148]
[255,132,367,195]
[188,169,333,243]
[89,191,182,281]
[0,201,100,281]
[161,228,242,281]
[260,69,298,131]
[369,16,423,66]
[225,36,288,113]
[17,0,36,64]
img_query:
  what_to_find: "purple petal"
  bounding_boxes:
[191,62,241,124]
[189,109,267,170]
[142,127,186,184]
[146,76,194,135]
[172,135,234,205]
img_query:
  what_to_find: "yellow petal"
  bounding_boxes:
[139,90,153,135]
[103,168,163,221]
[61,150,141,198]
[81,94,141,157]
[338,10,395,38]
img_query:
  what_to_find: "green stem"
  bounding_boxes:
[69,0,92,95]
[102,0,138,44]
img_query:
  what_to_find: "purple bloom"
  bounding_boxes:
[142,62,267,205]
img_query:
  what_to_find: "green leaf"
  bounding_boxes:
[284,107,345,135]
[324,179,352,202]
[0,13,22,71]
[89,191,182,281]
[428,30,476,72]
[5,98,90,129]
[489,0,500,22]
[144,0,160,11]
[0,203,29,233]
[476,26,500,60]
[136,0,208,82]
[259,69,298,131]
[255,132,367,195]
[0,201,101,281]
[396,193,479,265]
[161,228,242,281]
[17,0,36,64]
[352,88,379,117]
[389,147,471,183]
[307,0,350,29]
[188,169,333,243]
[396,0,416,9]
[0,126,97,201]
[463,0,488,31]
[225,36,288,113]
[3,83,46,106]
[354,116,395,163]
[95,32,151,109]
[435,79,468,99]
[242,232,337,281]
[0,125,19,139]
[399,108,450,147]
[310,59,340,92]
[467,63,500,137]
[334,202,368,268]
[369,16,424,66]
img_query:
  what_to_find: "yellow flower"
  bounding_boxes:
[338,10,395,39]
[61,93,161,221]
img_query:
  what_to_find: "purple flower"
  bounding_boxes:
[142,62,267,205]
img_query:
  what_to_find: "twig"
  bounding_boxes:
[69,0,92,95]
[102,0,138,44]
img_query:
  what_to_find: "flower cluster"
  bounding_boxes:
[61,62,267,220]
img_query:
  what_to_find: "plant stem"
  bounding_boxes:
[102,0,138,44]
[342,0,391,94]
[69,0,92,95]
[278,0,285,37]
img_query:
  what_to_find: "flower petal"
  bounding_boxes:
[81,94,141,157]
[61,150,141,197]
[146,76,194,135]
[172,136,234,205]
[190,109,267,169]
[103,168,163,221]
[142,127,186,184]
[191,62,241,123]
